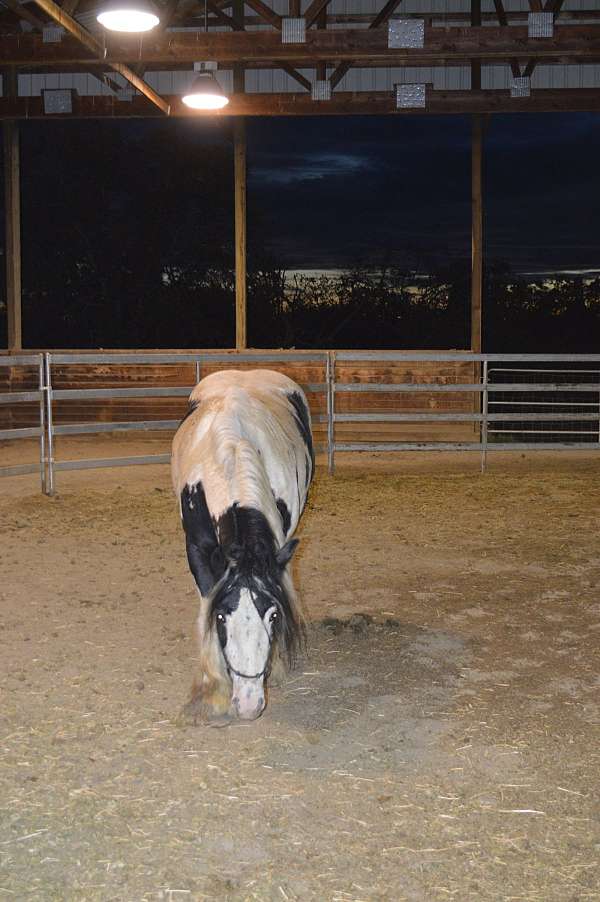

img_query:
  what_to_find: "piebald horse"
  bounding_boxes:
[171,369,313,721]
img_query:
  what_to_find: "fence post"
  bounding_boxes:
[195,358,201,386]
[43,352,55,496]
[481,358,488,473]
[326,351,335,475]
[38,354,47,494]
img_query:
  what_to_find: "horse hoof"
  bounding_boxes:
[177,693,234,727]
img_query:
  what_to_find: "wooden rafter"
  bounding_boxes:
[330,0,404,90]
[30,0,170,113]
[2,0,46,31]
[2,0,123,95]
[523,0,567,79]
[280,63,311,91]
[3,87,600,118]
[492,0,522,78]
[243,0,281,29]
[206,0,244,31]
[4,25,600,66]
[304,0,333,29]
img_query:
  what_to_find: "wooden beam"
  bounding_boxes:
[370,0,404,30]
[330,0,403,89]
[3,120,22,351]
[305,0,333,29]
[471,115,483,354]
[523,0,567,79]
[492,0,522,77]
[2,88,600,117]
[4,25,600,67]
[206,0,245,31]
[30,0,170,114]
[234,118,247,350]
[280,63,311,91]
[2,0,46,31]
[243,0,281,29]
[471,0,481,91]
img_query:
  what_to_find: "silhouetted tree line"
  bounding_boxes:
[1,126,599,351]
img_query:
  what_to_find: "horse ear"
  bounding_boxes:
[276,538,299,569]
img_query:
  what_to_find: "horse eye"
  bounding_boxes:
[216,613,225,623]
[269,611,279,623]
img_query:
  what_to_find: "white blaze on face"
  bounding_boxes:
[225,588,276,719]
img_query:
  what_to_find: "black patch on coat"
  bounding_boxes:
[276,498,291,537]
[178,399,199,428]
[180,482,226,596]
[286,391,314,484]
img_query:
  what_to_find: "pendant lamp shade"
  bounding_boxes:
[97,0,160,32]
[182,71,229,110]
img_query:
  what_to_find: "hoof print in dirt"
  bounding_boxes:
[320,613,374,636]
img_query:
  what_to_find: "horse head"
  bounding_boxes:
[209,534,300,720]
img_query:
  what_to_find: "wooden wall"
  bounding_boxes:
[0,351,477,445]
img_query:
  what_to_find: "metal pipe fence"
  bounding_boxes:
[41,351,329,495]
[1,351,599,493]
[0,354,47,491]
[327,351,600,474]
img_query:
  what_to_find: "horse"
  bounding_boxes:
[171,368,313,722]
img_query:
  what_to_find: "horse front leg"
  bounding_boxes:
[181,597,232,725]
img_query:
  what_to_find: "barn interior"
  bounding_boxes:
[2,2,600,899]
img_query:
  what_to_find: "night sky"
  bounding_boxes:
[4,111,600,277]
[246,112,600,274]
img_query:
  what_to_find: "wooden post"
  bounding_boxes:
[3,119,22,351]
[232,14,247,352]
[234,118,247,351]
[471,114,483,354]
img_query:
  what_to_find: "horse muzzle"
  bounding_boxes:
[231,675,266,720]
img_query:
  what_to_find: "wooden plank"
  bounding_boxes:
[471,0,481,91]
[280,63,311,91]
[330,0,403,90]
[305,0,333,29]
[30,0,170,114]
[3,119,22,351]
[243,0,281,29]
[2,88,600,118]
[4,25,600,66]
[234,118,247,350]
[207,0,245,30]
[523,0,567,79]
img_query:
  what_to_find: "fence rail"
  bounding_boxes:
[1,351,599,493]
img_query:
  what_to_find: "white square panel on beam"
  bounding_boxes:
[396,83,426,109]
[42,89,74,114]
[311,80,331,101]
[282,18,306,44]
[510,76,531,97]
[389,19,424,50]
[528,12,553,38]
[42,25,64,43]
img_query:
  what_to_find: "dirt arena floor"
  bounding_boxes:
[1,440,600,901]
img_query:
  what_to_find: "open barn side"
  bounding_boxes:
[1,452,599,900]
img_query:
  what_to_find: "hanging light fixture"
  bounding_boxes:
[96,0,160,33]
[182,0,229,111]
[182,64,229,110]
